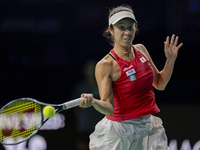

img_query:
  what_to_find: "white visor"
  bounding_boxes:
[109,11,137,26]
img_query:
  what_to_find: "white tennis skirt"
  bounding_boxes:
[89,115,169,150]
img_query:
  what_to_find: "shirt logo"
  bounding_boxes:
[140,57,147,63]
[126,69,136,77]
[123,65,133,71]
[129,74,136,81]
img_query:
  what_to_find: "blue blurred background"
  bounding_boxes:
[0,0,200,150]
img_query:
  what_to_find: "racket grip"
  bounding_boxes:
[63,97,84,109]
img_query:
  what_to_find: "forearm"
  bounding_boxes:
[155,34,183,90]
[92,98,114,116]
[156,59,175,90]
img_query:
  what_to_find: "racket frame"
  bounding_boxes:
[0,97,83,145]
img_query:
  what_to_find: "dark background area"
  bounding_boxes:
[0,0,200,149]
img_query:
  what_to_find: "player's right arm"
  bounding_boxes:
[79,57,114,116]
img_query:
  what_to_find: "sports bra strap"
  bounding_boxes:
[108,53,116,61]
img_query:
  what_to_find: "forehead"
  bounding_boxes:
[115,18,135,25]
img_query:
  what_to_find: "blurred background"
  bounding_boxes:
[0,0,200,149]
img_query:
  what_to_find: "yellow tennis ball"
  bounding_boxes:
[43,106,55,118]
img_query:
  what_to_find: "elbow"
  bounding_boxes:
[159,83,167,91]
[106,113,112,116]
[155,85,166,91]
[106,112,113,116]
[153,78,167,91]
[106,106,114,116]
[106,110,114,116]
[159,87,166,91]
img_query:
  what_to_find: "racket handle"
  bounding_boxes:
[63,97,84,109]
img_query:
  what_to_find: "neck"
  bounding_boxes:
[113,45,135,61]
[114,44,132,54]
[113,44,132,54]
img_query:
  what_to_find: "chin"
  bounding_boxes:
[122,43,132,48]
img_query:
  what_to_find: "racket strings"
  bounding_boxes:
[0,100,42,144]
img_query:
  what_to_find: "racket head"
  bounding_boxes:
[0,98,45,145]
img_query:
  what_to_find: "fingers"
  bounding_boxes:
[170,34,175,45]
[164,36,170,54]
[164,34,183,60]
[165,36,169,45]
[79,93,93,108]
[177,43,183,49]
[165,34,183,49]
[174,36,179,46]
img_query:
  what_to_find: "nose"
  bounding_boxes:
[124,29,130,35]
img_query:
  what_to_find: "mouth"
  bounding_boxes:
[123,38,131,42]
[123,35,132,40]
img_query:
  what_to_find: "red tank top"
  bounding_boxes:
[106,46,160,121]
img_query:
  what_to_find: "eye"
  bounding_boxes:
[119,26,125,31]
[128,26,134,31]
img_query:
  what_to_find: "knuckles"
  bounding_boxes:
[80,93,93,108]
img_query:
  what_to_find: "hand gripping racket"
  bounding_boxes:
[0,97,83,145]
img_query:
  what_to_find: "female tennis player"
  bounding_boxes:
[79,4,183,150]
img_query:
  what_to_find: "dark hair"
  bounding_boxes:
[103,4,138,46]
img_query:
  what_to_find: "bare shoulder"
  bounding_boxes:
[95,54,113,77]
[134,44,150,60]
[134,43,149,54]
[96,54,113,70]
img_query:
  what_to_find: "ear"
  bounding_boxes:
[108,26,114,36]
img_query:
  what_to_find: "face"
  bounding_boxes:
[109,18,136,48]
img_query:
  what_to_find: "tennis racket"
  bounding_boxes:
[0,97,84,145]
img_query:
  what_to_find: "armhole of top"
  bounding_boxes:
[108,53,116,61]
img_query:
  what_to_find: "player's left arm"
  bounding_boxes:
[136,34,183,90]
